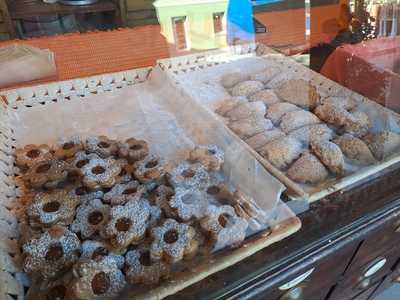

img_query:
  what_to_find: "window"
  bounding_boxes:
[172,16,188,50]
[213,12,225,34]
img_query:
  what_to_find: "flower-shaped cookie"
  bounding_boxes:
[80,240,124,267]
[125,244,170,285]
[189,145,224,171]
[200,205,248,251]
[169,187,208,222]
[23,226,80,279]
[72,255,126,300]
[118,138,149,163]
[104,198,152,250]
[85,136,119,158]
[81,157,121,190]
[27,189,80,227]
[68,184,104,205]
[103,181,146,206]
[15,144,53,171]
[71,199,110,239]
[150,219,198,263]
[55,136,84,160]
[167,163,209,190]
[115,159,134,184]
[23,159,69,189]
[134,154,166,184]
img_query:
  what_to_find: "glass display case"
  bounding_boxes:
[0,1,400,299]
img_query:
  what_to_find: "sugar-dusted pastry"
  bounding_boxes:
[133,154,165,184]
[125,244,170,285]
[259,136,304,169]
[266,102,302,125]
[232,191,267,231]
[80,240,122,263]
[280,110,321,134]
[189,144,224,171]
[81,157,121,190]
[245,128,285,151]
[228,117,273,139]
[275,79,320,109]
[118,138,149,163]
[103,181,146,206]
[71,199,110,239]
[168,162,209,190]
[231,80,264,97]
[311,140,345,174]
[200,205,248,251]
[69,151,99,171]
[68,184,104,204]
[169,187,208,222]
[249,66,280,83]
[85,136,119,158]
[221,72,248,88]
[30,272,73,300]
[321,96,357,110]
[343,111,371,137]
[54,136,84,160]
[314,103,350,126]
[153,185,176,218]
[288,124,335,145]
[363,130,400,160]
[334,134,376,164]
[150,219,198,263]
[115,158,134,184]
[23,225,80,279]
[248,89,280,106]
[72,255,126,300]
[23,159,69,189]
[28,189,80,227]
[104,198,152,249]
[215,96,248,116]
[15,144,53,171]
[224,101,266,121]
[287,152,329,184]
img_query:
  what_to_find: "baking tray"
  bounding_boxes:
[157,43,400,203]
[0,66,301,299]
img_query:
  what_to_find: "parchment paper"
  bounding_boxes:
[9,67,285,215]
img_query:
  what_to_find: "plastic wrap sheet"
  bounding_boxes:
[167,54,400,201]
[10,69,285,214]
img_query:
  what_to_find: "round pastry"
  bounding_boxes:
[246,128,286,151]
[153,185,176,218]
[104,198,152,250]
[334,134,376,165]
[71,199,110,239]
[27,189,80,227]
[81,157,121,190]
[287,151,329,184]
[15,144,53,171]
[169,187,208,222]
[80,240,124,267]
[115,159,134,184]
[249,67,280,84]
[343,111,371,137]
[311,140,345,175]
[266,102,302,125]
[188,145,224,171]
[125,245,170,285]
[150,218,198,263]
[85,136,119,158]
[221,72,248,89]
[288,124,335,145]
[248,89,280,106]
[363,130,400,161]
[55,136,84,160]
[103,180,146,206]
[23,225,80,279]
[275,79,320,109]
[118,138,149,163]
[68,184,104,205]
[231,80,264,97]
[71,255,126,300]
[167,162,209,190]
[215,96,248,117]
[133,154,165,184]
[200,205,248,251]
[224,101,266,122]
[69,151,100,172]
[23,159,69,189]
[228,117,273,139]
[279,110,321,134]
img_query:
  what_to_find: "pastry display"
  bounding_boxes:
[334,134,376,164]
[16,136,263,298]
[275,79,320,109]
[217,70,400,187]
[363,131,400,160]
[287,152,329,184]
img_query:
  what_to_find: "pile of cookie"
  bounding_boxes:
[15,136,266,299]
[218,71,400,184]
